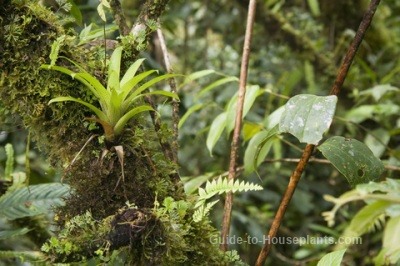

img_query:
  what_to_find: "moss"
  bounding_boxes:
[1,1,227,264]
[44,200,231,265]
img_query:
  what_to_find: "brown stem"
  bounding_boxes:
[220,0,257,252]
[256,0,381,264]
[156,28,179,164]
[109,0,130,36]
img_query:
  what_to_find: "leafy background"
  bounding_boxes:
[1,0,400,265]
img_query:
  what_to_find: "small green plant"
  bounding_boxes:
[322,179,400,265]
[193,177,263,222]
[41,46,179,141]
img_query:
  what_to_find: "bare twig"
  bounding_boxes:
[256,0,381,264]
[156,28,179,164]
[220,0,257,252]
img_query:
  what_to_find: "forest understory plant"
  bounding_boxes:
[1,0,400,265]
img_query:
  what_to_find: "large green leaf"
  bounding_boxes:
[206,112,227,155]
[279,94,337,144]
[317,249,346,266]
[0,183,70,220]
[318,136,384,186]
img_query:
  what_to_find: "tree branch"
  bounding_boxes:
[156,28,179,164]
[256,0,381,264]
[220,0,257,252]
[109,0,130,36]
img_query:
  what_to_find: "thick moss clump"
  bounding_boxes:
[44,200,230,265]
[0,1,229,264]
[0,0,180,217]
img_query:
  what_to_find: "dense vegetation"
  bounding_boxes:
[1,0,399,265]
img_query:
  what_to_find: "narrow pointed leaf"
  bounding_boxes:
[317,136,385,186]
[41,65,102,99]
[206,112,227,155]
[120,58,146,88]
[198,76,238,98]
[279,94,337,144]
[114,105,154,136]
[180,69,216,88]
[120,70,158,101]
[49,96,107,122]
[143,90,179,100]
[57,56,88,73]
[128,73,182,100]
[76,72,109,102]
[179,103,205,129]
[108,46,123,92]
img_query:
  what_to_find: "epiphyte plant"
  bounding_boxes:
[41,46,179,141]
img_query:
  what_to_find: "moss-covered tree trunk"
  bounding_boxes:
[0,1,227,264]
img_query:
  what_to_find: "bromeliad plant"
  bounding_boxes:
[40,46,178,141]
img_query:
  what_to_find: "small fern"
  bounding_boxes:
[193,177,263,222]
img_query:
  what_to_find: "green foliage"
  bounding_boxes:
[41,46,179,141]
[0,183,70,220]
[206,85,261,155]
[317,249,346,266]
[153,196,242,265]
[244,126,279,174]
[318,136,385,186]
[78,23,118,46]
[49,35,65,67]
[41,210,103,261]
[97,0,110,22]
[323,179,400,264]
[193,177,263,222]
[279,94,337,145]
[4,143,14,180]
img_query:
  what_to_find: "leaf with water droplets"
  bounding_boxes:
[279,94,337,144]
[318,136,384,186]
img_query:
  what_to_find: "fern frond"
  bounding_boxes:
[0,183,70,220]
[193,177,263,222]
[193,200,219,222]
[198,177,263,202]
